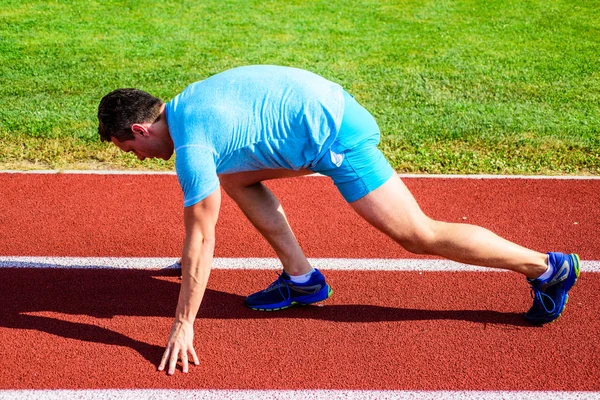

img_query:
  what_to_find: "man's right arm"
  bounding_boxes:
[158,186,221,375]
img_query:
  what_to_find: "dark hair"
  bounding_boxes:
[97,88,163,142]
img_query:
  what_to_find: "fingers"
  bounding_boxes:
[159,346,198,374]
[181,350,189,373]
[157,321,199,375]
[190,346,200,366]
[157,343,182,375]
[168,345,179,375]
[158,345,171,372]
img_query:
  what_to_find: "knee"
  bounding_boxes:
[219,176,249,198]
[395,218,439,255]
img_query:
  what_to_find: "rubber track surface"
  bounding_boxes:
[0,175,598,258]
[0,174,598,390]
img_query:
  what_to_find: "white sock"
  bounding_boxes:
[288,268,315,284]
[537,260,554,281]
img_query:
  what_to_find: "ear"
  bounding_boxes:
[131,123,150,137]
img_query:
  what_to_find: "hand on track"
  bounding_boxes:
[158,319,199,375]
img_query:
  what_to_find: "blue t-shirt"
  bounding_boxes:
[165,65,345,207]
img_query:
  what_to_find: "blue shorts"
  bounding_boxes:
[310,91,395,203]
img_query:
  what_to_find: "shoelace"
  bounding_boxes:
[529,286,557,314]
[265,272,291,301]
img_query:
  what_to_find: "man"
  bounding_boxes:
[97,65,580,375]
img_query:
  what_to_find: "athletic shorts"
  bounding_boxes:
[310,91,395,203]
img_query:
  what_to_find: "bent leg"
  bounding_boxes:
[350,174,548,278]
[219,169,313,275]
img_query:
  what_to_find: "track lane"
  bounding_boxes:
[0,268,598,390]
[0,174,598,258]
[1,174,598,391]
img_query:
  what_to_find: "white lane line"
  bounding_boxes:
[0,257,599,272]
[0,390,598,400]
[1,170,599,179]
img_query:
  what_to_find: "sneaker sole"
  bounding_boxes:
[528,253,581,325]
[248,285,333,312]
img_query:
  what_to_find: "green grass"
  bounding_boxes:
[1,0,598,173]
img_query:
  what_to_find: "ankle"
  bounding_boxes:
[528,254,551,280]
[282,259,313,276]
[288,268,315,284]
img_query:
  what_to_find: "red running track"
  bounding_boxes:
[0,174,598,258]
[0,174,599,390]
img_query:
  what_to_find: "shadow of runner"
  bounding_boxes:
[2,314,165,366]
[211,303,530,327]
[0,266,532,364]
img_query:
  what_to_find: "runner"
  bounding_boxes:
[97,65,580,375]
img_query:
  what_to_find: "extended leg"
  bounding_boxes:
[350,174,548,278]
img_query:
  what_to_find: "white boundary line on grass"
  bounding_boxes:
[0,389,598,400]
[0,257,598,272]
[0,170,599,179]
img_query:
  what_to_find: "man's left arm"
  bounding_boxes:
[158,186,221,375]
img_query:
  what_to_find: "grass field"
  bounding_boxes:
[1,0,598,174]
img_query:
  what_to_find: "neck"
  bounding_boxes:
[153,106,174,160]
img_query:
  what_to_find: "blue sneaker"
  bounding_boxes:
[245,268,333,311]
[525,252,581,325]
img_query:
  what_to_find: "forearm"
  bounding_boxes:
[175,237,216,324]
[158,188,221,375]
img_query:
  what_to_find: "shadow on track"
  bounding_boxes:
[0,265,532,365]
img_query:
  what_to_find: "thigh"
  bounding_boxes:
[219,168,313,189]
[349,174,431,239]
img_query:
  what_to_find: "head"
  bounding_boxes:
[97,88,174,161]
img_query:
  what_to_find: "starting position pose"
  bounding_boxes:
[97,65,580,375]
